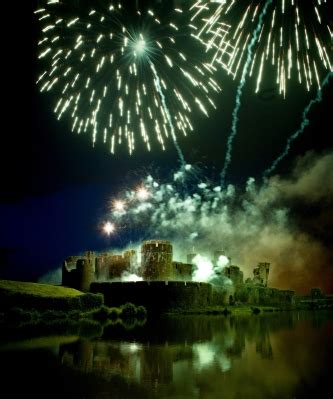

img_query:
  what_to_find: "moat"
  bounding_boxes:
[2,310,333,399]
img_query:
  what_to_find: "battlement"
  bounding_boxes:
[142,240,172,247]
[92,280,207,288]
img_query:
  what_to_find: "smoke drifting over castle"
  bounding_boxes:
[60,238,332,313]
[62,239,270,293]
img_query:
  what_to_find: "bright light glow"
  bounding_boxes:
[113,200,126,212]
[121,273,143,282]
[103,221,115,236]
[136,187,150,201]
[134,39,146,55]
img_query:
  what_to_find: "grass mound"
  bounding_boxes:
[0,280,103,312]
[0,280,82,298]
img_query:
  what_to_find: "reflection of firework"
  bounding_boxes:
[190,0,332,95]
[35,1,221,154]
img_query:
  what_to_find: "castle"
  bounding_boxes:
[62,240,193,291]
[62,240,295,311]
[62,240,271,292]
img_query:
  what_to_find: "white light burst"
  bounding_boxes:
[103,221,115,236]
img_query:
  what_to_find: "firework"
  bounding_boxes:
[35,0,221,155]
[190,0,332,96]
[113,199,126,212]
[220,0,273,187]
[101,163,282,259]
[189,0,236,70]
[103,221,115,236]
[136,186,150,201]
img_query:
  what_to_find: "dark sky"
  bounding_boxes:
[0,0,332,283]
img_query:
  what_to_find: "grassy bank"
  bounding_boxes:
[0,279,147,333]
[0,280,83,297]
[0,279,103,312]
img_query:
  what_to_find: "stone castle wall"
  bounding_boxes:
[235,285,295,308]
[90,281,228,312]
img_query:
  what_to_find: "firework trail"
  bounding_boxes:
[220,0,273,187]
[190,0,332,96]
[150,62,186,165]
[35,1,220,155]
[263,71,333,179]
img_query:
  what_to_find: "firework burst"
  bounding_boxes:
[190,0,332,96]
[106,164,225,242]
[35,0,221,155]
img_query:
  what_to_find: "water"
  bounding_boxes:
[2,311,333,399]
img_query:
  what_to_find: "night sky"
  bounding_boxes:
[0,0,332,290]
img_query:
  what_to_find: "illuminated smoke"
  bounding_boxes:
[120,271,143,282]
[106,151,333,293]
[192,254,231,286]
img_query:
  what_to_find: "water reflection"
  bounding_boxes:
[2,311,333,399]
[56,312,333,398]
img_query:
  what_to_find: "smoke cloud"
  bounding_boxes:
[120,271,143,282]
[38,267,62,285]
[192,254,232,287]
[111,151,333,294]
[40,152,333,294]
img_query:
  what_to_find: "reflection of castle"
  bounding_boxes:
[59,314,285,391]
[60,339,193,387]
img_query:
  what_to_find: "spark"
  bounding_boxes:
[151,62,186,165]
[113,200,126,212]
[136,186,150,201]
[103,221,115,236]
[220,0,273,187]
[190,0,332,96]
[36,1,221,155]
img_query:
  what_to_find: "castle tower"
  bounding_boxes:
[95,256,104,280]
[123,249,137,270]
[187,251,197,265]
[77,251,95,292]
[95,254,111,281]
[253,262,270,287]
[223,265,244,285]
[141,240,173,280]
